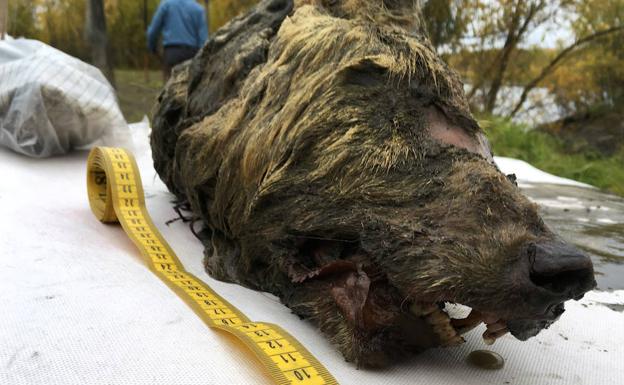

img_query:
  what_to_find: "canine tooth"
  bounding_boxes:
[415,304,466,347]
[482,313,499,324]
[482,328,509,345]
[451,310,482,333]
[451,309,480,325]
[493,328,509,338]
[430,316,466,346]
[485,321,507,332]
[436,326,464,346]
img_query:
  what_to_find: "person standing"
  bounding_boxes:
[147,0,208,80]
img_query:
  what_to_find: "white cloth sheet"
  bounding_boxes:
[1,123,622,385]
[494,157,592,188]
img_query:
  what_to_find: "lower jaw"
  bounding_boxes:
[409,302,510,346]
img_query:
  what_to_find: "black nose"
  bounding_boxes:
[528,241,596,299]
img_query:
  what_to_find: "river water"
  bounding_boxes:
[519,182,624,290]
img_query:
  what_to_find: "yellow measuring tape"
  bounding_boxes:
[86,147,338,385]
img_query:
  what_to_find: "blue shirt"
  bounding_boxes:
[147,0,208,52]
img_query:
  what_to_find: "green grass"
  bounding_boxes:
[483,117,624,196]
[114,69,164,123]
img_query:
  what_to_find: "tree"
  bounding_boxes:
[461,0,567,114]
[34,0,89,61]
[0,0,8,39]
[430,0,624,119]
[86,0,115,87]
[422,0,469,54]
[210,0,257,31]
[569,0,624,109]
[107,0,161,69]
[510,24,624,117]
[7,0,38,39]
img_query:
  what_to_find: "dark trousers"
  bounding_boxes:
[162,45,199,80]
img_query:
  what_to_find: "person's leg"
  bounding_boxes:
[162,47,176,82]
[162,63,172,82]
[175,46,199,64]
[164,45,199,73]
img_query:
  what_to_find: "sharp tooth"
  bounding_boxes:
[451,309,481,326]
[482,327,509,345]
[450,309,482,333]
[482,314,500,324]
[434,322,464,347]
[414,304,466,347]
[485,321,507,333]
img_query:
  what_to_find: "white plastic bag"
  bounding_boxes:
[0,38,132,157]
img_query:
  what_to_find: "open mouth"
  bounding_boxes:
[287,237,589,349]
[409,301,565,346]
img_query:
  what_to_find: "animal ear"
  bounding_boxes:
[330,268,400,331]
[330,269,371,327]
[337,57,388,87]
[285,258,372,327]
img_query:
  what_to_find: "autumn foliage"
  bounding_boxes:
[6,0,624,121]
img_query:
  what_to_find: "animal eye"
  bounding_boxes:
[506,173,518,187]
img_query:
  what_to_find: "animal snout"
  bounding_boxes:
[528,240,596,301]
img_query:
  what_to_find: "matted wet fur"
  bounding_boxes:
[151,0,595,367]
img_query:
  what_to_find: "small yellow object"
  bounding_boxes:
[87,147,338,385]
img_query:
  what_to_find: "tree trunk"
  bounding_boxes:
[483,0,541,114]
[85,0,115,87]
[0,0,8,40]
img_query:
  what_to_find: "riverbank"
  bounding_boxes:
[483,117,624,196]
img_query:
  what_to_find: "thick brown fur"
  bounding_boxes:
[151,0,559,367]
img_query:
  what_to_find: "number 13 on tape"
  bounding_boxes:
[86,147,338,385]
